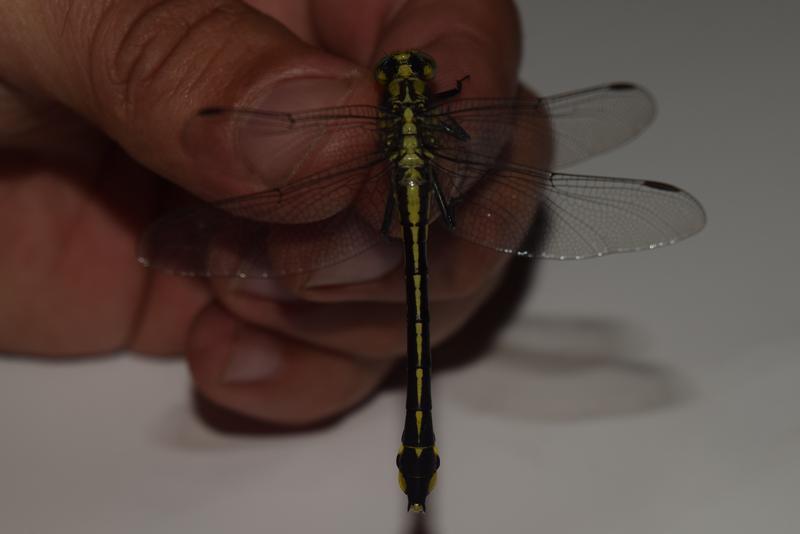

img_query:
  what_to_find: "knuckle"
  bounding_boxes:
[87,0,244,123]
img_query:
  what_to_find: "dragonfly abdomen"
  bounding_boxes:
[395,177,439,514]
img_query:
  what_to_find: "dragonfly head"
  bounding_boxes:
[375,50,436,85]
[396,445,440,513]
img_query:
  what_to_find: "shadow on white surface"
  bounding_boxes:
[448,316,689,421]
[153,391,349,451]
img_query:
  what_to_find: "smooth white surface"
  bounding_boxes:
[2,2,799,533]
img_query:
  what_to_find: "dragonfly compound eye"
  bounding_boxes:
[375,56,399,84]
[408,51,436,80]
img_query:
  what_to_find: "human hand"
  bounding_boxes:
[0,0,522,425]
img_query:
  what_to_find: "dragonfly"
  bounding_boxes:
[139,50,706,513]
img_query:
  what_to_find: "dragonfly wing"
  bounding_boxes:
[183,105,388,188]
[430,159,706,260]
[140,157,394,277]
[426,84,655,170]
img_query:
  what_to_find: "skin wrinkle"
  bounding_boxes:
[60,0,77,38]
[382,0,410,26]
[117,4,189,104]
[181,19,235,100]
[84,1,121,117]
[130,4,241,99]
[96,0,240,120]
[50,155,109,283]
[108,0,186,87]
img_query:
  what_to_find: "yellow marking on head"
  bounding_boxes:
[375,50,436,87]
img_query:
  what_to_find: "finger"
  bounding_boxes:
[382,0,521,98]
[211,264,502,360]
[313,0,522,96]
[0,0,375,200]
[187,304,393,425]
[234,231,510,305]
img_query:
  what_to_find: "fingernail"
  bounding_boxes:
[238,76,357,188]
[252,76,356,112]
[224,331,283,384]
[306,243,402,287]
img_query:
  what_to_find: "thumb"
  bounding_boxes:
[0,0,371,198]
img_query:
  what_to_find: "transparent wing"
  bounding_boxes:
[426,83,654,171]
[139,156,394,277]
[143,83,687,274]
[183,105,389,188]
[430,158,706,260]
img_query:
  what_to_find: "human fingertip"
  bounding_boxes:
[186,305,392,426]
[223,329,284,384]
[377,0,521,97]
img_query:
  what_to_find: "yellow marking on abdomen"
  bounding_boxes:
[410,227,420,270]
[415,409,423,438]
[406,182,422,273]
[415,322,423,366]
[416,369,423,408]
[406,183,421,223]
[413,274,422,318]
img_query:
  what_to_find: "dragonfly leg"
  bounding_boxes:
[381,187,396,236]
[429,167,456,229]
[433,75,470,100]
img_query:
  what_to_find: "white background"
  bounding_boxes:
[2,1,799,533]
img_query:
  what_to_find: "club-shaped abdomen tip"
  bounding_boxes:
[397,445,440,512]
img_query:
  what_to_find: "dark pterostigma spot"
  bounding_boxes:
[643,180,681,192]
[608,82,637,91]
